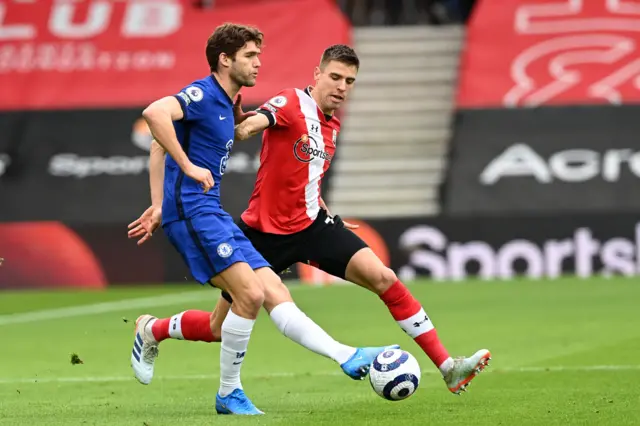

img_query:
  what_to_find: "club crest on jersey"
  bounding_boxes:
[332,129,337,144]
[185,86,203,102]
[268,96,287,108]
[217,243,234,258]
[293,134,333,164]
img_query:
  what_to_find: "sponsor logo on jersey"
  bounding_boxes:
[293,134,332,163]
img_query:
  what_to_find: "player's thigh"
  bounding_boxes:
[210,262,264,318]
[232,225,294,310]
[305,217,369,281]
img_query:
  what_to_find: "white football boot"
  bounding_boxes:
[130,314,159,385]
[443,349,491,394]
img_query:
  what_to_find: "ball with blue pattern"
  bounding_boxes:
[369,349,421,401]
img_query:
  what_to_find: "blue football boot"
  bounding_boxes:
[215,389,264,415]
[341,345,401,380]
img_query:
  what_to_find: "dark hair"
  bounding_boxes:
[206,23,263,73]
[320,44,359,70]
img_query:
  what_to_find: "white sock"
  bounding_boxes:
[219,310,255,397]
[270,302,356,365]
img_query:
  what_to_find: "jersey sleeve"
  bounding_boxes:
[255,89,297,128]
[173,82,208,122]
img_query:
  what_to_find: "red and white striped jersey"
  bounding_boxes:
[241,87,340,234]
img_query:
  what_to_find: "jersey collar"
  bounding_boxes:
[210,74,234,106]
[304,86,333,122]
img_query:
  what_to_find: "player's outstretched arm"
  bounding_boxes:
[127,139,165,245]
[149,140,165,210]
[142,97,214,192]
[234,113,270,141]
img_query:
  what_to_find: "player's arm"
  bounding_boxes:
[149,140,166,209]
[142,96,214,191]
[127,139,165,245]
[320,197,359,230]
[235,92,292,141]
[142,97,187,168]
[234,113,271,141]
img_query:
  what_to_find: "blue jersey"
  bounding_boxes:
[162,75,235,225]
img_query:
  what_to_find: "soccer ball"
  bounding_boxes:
[369,349,421,401]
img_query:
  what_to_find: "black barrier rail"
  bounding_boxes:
[2,213,640,288]
[443,105,640,216]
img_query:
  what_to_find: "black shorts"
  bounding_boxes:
[219,209,367,303]
[238,208,368,278]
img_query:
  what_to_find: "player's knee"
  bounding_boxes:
[372,267,398,294]
[263,280,293,311]
[236,283,265,313]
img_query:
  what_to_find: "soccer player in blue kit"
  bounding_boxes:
[137,23,269,415]
[132,24,396,416]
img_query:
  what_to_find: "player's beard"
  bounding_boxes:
[230,66,256,88]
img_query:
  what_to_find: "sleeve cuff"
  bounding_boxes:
[173,94,189,120]
[256,109,276,127]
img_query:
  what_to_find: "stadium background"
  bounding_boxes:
[2,1,640,425]
[2,0,638,288]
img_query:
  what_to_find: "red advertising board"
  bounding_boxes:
[0,0,350,110]
[457,0,640,108]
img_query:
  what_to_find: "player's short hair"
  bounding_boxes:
[206,23,263,73]
[320,44,359,70]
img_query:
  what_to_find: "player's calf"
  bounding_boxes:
[345,248,399,295]
[345,249,456,380]
[209,295,231,342]
[150,310,219,343]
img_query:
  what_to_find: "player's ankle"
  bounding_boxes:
[144,319,157,341]
[439,357,454,376]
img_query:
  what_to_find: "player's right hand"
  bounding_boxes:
[185,163,214,192]
[233,93,256,124]
[128,206,162,245]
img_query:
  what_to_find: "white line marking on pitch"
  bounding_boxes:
[0,284,322,326]
[0,291,208,326]
[1,365,639,385]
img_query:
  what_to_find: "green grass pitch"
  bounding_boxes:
[1,277,639,425]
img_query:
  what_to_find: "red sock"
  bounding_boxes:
[380,280,451,368]
[151,310,215,343]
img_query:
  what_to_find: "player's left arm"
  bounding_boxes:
[319,197,359,230]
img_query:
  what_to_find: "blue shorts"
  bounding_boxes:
[163,212,270,284]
